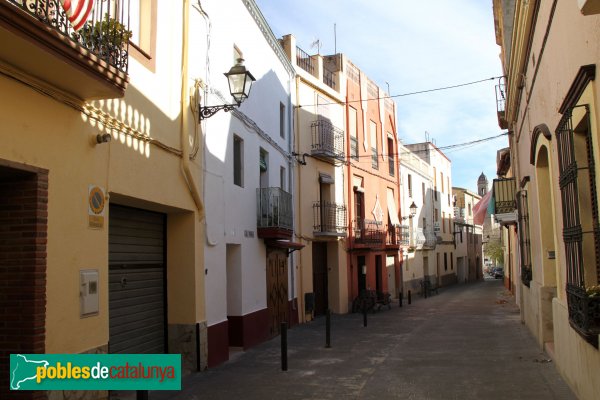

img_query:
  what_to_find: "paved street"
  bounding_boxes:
[155,280,575,400]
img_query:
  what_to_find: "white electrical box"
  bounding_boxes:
[80,269,99,317]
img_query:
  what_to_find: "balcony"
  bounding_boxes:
[495,79,508,129]
[257,187,293,240]
[323,67,335,90]
[313,201,347,238]
[386,225,409,248]
[1,0,130,100]
[493,178,517,226]
[414,228,437,250]
[296,45,314,75]
[566,284,600,347]
[352,218,385,248]
[311,119,345,163]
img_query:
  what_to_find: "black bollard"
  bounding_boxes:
[399,290,403,308]
[408,290,412,305]
[325,309,331,348]
[281,321,288,371]
[363,306,367,327]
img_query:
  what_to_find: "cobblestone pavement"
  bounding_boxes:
[153,280,576,400]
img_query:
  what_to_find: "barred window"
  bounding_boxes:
[557,104,600,345]
[516,190,532,286]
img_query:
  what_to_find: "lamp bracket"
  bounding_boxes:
[200,104,239,120]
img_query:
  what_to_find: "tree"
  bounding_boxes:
[485,238,504,265]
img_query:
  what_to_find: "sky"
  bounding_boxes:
[253,0,507,193]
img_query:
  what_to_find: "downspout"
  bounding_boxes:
[295,76,305,323]
[288,74,295,318]
[180,0,205,220]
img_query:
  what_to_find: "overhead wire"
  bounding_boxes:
[297,75,505,108]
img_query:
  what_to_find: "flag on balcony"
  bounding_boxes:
[473,189,494,226]
[60,0,95,31]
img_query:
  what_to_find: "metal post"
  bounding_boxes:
[399,290,403,307]
[281,321,288,371]
[408,290,412,305]
[325,309,331,348]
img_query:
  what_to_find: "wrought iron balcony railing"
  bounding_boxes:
[495,78,508,129]
[296,45,314,75]
[493,178,518,225]
[7,0,130,72]
[423,229,437,250]
[257,187,293,238]
[311,119,345,162]
[566,283,600,347]
[350,136,359,161]
[323,68,335,89]
[313,201,347,237]
[386,225,409,247]
[352,218,385,246]
[371,149,379,170]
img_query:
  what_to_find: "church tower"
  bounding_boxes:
[478,172,488,196]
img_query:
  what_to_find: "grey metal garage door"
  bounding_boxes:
[109,204,166,354]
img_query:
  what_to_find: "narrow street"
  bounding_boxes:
[154,281,575,400]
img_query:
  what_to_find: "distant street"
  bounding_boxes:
[154,280,575,400]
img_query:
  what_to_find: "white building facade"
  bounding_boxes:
[194,0,297,367]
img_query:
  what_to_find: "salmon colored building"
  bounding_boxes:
[344,61,405,306]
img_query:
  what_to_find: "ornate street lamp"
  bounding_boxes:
[200,58,256,119]
[403,202,418,220]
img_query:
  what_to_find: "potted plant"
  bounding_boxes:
[76,14,132,67]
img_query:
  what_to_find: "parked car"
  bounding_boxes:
[493,268,504,279]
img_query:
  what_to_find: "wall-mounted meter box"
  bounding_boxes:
[80,269,99,317]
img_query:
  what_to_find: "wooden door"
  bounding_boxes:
[267,249,289,337]
[312,242,329,316]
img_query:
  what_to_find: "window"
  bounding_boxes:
[349,107,358,160]
[259,148,268,188]
[127,0,157,71]
[370,120,378,169]
[233,135,244,187]
[557,102,600,344]
[407,174,413,198]
[442,212,446,233]
[422,182,426,203]
[441,172,444,193]
[280,166,286,191]
[388,136,395,176]
[444,253,448,271]
[280,103,286,138]
[451,252,454,270]
[468,203,472,216]
[517,190,532,286]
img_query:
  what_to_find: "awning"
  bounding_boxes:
[265,240,305,250]
[386,189,401,227]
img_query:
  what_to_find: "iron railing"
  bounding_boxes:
[350,136,359,161]
[566,284,600,347]
[371,149,379,170]
[313,202,347,236]
[386,225,409,246]
[311,119,345,161]
[296,45,314,74]
[493,178,517,214]
[495,78,508,129]
[8,0,130,72]
[353,219,385,246]
[323,68,335,89]
[423,229,437,250]
[256,187,293,230]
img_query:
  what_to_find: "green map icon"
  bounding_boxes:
[10,354,49,390]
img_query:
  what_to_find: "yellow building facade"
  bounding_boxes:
[493,1,600,398]
[1,2,208,398]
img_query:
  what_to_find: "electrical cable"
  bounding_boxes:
[297,75,505,108]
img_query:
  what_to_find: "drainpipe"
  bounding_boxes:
[288,74,295,317]
[180,0,205,220]
[295,75,305,323]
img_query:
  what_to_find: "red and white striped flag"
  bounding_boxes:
[60,0,95,31]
